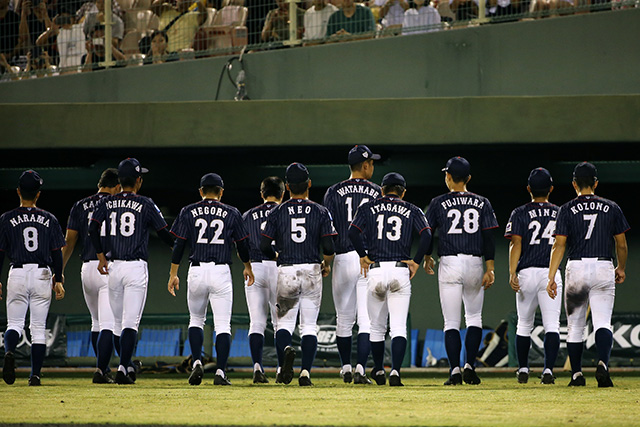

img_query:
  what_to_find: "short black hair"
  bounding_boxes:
[150,30,168,43]
[202,186,223,196]
[261,176,284,199]
[90,23,106,36]
[574,176,597,190]
[530,187,550,198]
[98,168,119,188]
[19,188,40,201]
[382,185,405,196]
[450,174,470,184]
[119,176,138,188]
[349,159,371,173]
[288,180,309,195]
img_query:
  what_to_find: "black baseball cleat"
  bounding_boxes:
[540,372,555,385]
[28,375,41,386]
[252,370,269,384]
[299,374,313,387]
[281,346,296,385]
[595,365,614,388]
[214,373,232,386]
[371,369,386,386]
[115,371,135,385]
[353,372,373,385]
[517,370,529,384]
[188,364,204,386]
[463,367,481,385]
[93,371,115,384]
[568,373,586,387]
[341,370,353,384]
[389,374,404,387]
[444,372,462,386]
[3,351,16,385]
[275,371,284,384]
[128,360,142,382]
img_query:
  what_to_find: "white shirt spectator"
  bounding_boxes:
[402,4,441,34]
[57,23,87,69]
[303,2,338,40]
[381,1,406,26]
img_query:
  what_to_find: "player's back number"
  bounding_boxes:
[376,214,402,241]
[23,226,39,252]
[528,220,555,245]
[447,208,479,234]
[196,218,225,244]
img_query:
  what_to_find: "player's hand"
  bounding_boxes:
[97,258,109,275]
[482,270,494,290]
[0,282,3,300]
[546,278,557,299]
[168,275,180,296]
[321,260,331,277]
[402,260,419,279]
[615,267,626,284]
[54,282,65,300]
[244,267,255,286]
[360,256,374,277]
[423,256,435,275]
[509,272,520,292]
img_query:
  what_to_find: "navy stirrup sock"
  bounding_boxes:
[370,340,385,372]
[444,329,462,369]
[595,328,613,367]
[391,336,407,372]
[97,329,114,373]
[188,327,204,362]
[336,335,352,367]
[91,331,100,356]
[300,335,318,372]
[119,328,137,368]
[567,342,584,374]
[249,333,264,366]
[465,326,483,367]
[215,333,231,371]
[543,332,560,371]
[516,335,531,370]
[4,329,19,353]
[30,343,46,377]
[356,333,371,368]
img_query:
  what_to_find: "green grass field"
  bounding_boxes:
[2,370,639,426]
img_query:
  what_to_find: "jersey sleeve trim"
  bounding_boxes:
[156,224,169,232]
[171,231,187,240]
[350,224,363,232]
[261,232,274,240]
[234,234,250,242]
[418,226,431,234]
[322,232,338,237]
[482,225,500,231]
[614,227,631,235]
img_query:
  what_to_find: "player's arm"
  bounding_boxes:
[481,228,496,290]
[508,235,522,292]
[321,234,335,277]
[259,234,277,260]
[347,224,373,276]
[157,226,176,248]
[62,229,79,269]
[403,227,431,280]
[51,248,65,300]
[547,235,566,299]
[168,236,186,296]
[0,250,4,300]
[614,232,628,284]
[88,219,109,275]
[235,237,255,286]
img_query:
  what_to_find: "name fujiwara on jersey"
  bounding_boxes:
[67,192,111,261]
[426,191,499,257]
[91,192,168,261]
[323,178,381,254]
[350,195,430,262]
[262,198,337,265]
[505,202,559,271]
[554,194,630,260]
[243,202,278,262]
[172,199,249,264]
[0,207,66,266]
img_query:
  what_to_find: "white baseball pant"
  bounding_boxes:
[276,263,322,337]
[245,260,278,335]
[516,267,562,337]
[366,262,411,342]
[438,254,485,331]
[188,262,233,335]
[81,260,119,334]
[332,251,371,337]
[108,260,148,332]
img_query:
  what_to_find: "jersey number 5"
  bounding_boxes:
[291,218,307,243]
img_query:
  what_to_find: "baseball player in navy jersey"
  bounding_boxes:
[424,157,498,386]
[242,176,285,384]
[1,170,66,386]
[505,168,561,385]
[547,162,629,387]
[323,145,381,385]
[348,172,431,387]
[89,158,175,385]
[168,173,255,386]
[62,168,122,384]
[260,163,337,386]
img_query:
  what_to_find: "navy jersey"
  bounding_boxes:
[91,192,167,261]
[67,192,111,261]
[323,178,381,254]
[0,207,66,266]
[554,194,630,260]
[171,199,249,264]
[243,202,278,262]
[350,195,430,262]
[505,202,559,271]
[262,198,337,265]
[426,191,499,257]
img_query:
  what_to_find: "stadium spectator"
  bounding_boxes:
[0,0,22,74]
[151,0,207,53]
[450,0,478,20]
[82,0,124,47]
[36,8,86,71]
[143,29,178,64]
[261,0,304,43]
[379,0,408,31]
[402,0,441,34]
[303,0,337,43]
[76,0,124,21]
[81,23,124,70]
[326,0,375,39]
[487,0,520,21]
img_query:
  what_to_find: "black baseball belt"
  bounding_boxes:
[11,263,48,268]
[369,262,408,269]
[568,257,612,261]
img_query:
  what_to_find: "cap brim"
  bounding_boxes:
[371,154,381,161]
[141,167,149,174]
[441,167,448,172]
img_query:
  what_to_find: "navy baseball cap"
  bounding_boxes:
[18,170,43,192]
[442,156,471,177]
[348,145,381,166]
[285,162,309,184]
[381,172,406,187]
[573,161,597,179]
[528,167,553,190]
[118,158,148,179]
[200,173,224,188]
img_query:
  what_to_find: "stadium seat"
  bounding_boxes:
[67,330,92,358]
[124,10,159,36]
[119,0,137,11]
[136,328,181,357]
[194,5,248,54]
[422,328,494,367]
[229,328,251,358]
[135,0,152,10]
[410,329,419,367]
[121,30,142,58]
